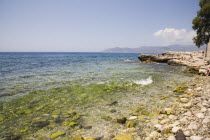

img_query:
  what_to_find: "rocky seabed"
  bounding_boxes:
[68,76,210,140]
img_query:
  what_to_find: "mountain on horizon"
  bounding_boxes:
[102,44,205,54]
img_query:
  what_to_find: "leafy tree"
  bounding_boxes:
[192,0,210,47]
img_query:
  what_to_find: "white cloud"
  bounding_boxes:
[153,28,196,45]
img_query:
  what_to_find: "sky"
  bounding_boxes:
[0,0,200,52]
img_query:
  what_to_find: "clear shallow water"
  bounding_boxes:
[0,52,194,139]
[0,52,141,100]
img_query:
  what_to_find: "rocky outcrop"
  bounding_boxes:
[138,54,172,63]
[138,51,209,74]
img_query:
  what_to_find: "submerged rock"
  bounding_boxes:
[107,101,118,106]
[114,134,133,140]
[102,116,112,121]
[50,132,66,139]
[123,128,137,133]
[173,85,188,93]
[84,137,96,140]
[31,120,50,129]
[164,108,172,115]
[126,121,136,128]
[72,135,84,140]
[116,117,127,124]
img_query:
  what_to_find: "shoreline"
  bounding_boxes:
[138,51,209,75]
[142,75,210,140]
[135,51,210,139]
[0,52,209,140]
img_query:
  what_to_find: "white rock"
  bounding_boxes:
[196,113,205,119]
[188,122,198,130]
[158,114,165,120]
[149,131,161,138]
[168,136,176,140]
[170,121,180,127]
[123,128,137,133]
[171,126,180,133]
[183,111,192,116]
[187,88,192,92]
[201,107,207,112]
[183,102,192,108]
[197,103,203,108]
[202,102,209,108]
[196,87,202,91]
[202,117,209,124]
[154,124,163,131]
[180,98,189,103]
[183,131,190,136]
[190,136,203,140]
[169,115,177,120]
[160,119,170,125]
[128,116,138,120]
[179,117,188,124]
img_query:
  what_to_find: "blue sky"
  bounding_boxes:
[0,0,199,52]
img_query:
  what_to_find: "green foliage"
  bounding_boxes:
[192,0,210,47]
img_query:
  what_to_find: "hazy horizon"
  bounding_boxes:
[0,0,199,52]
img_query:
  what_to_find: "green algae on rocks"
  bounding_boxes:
[0,81,138,139]
[173,85,188,93]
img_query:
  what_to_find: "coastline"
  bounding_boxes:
[132,51,210,140]
[67,53,210,140]
[138,51,209,75]
[0,52,209,140]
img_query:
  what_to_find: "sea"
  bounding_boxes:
[0,52,194,139]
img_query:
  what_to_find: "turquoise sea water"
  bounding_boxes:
[0,52,194,139]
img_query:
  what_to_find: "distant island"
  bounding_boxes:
[102,44,205,54]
